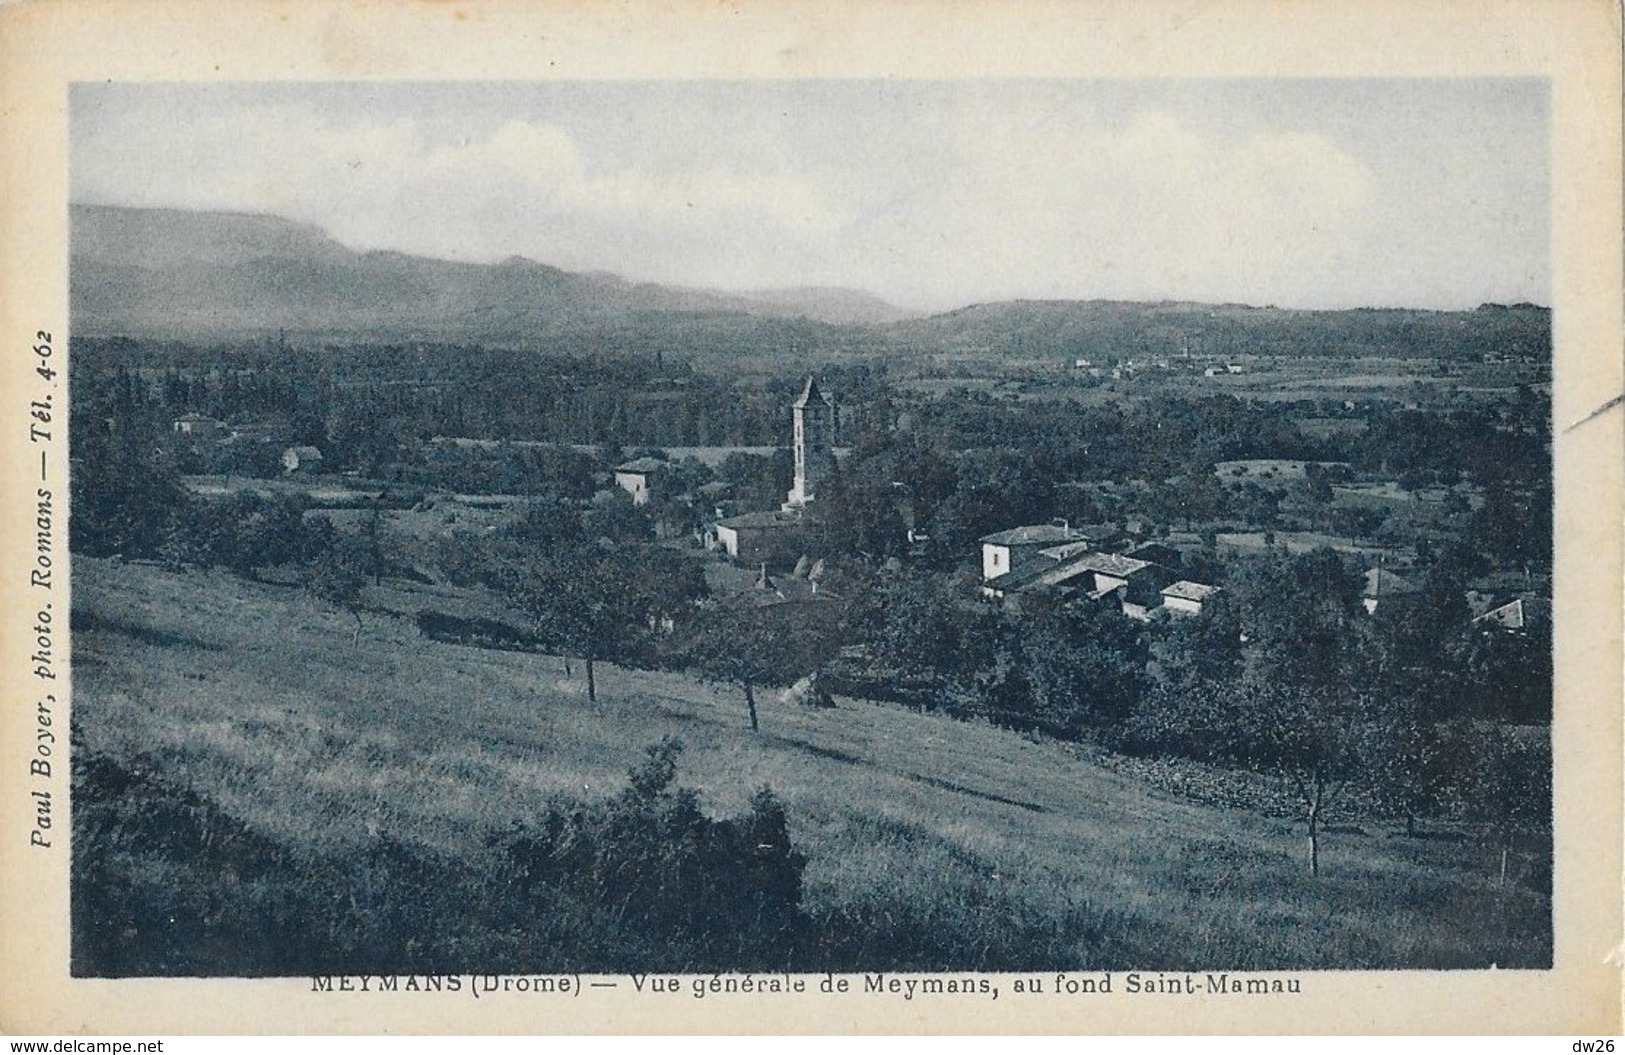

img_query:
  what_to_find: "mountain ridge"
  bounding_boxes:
[69,203,920,338]
[70,204,1549,364]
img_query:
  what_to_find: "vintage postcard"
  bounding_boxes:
[0,0,1619,1036]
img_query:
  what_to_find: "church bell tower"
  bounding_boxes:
[786,375,836,508]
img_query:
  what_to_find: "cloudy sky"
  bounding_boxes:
[71,80,1547,312]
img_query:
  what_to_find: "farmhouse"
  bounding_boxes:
[281,445,324,474]
[1077,552,1153,599]
[980,545,1099,601]
[1161,580,1219,616]
[713,509,806,563]
[1077,553,1179,619]
[613,457,668,506]
[979,523,1092,581]
[978,537,1187,620]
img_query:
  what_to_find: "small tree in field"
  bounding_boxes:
[307,533,370,646]
[1230,675,1375,877]
[687,600,833,732]
[1224,550,1372,876]
[1456,725,1552,887]
[1328,504,1387,547]
[507,548,633,704]
[503,540,702,703]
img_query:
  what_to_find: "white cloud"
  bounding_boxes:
[851,110,1378,307]
[72,84,1542,310]
[76,104,849,272]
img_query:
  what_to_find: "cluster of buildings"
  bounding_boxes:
[977,522,1219,619]
[599,377,840,565]
[1072,357,1247,381]
[1365,568,1549,636]
[451,374,1553,641]
[173,413,324,474]
[978,522,1547,636]
[704,376,839,563]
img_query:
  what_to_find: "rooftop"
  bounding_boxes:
[793,375,833,409]
[614,457,669,475]
[983,562,1062,594]
[980,524,1090,547]
[1038,540,1094,561]
[717,509,804,531]
[1162,581,1219,602]
[1124,541,1182,564]
[1472,595,1552,631]
[1080,553,1152,578]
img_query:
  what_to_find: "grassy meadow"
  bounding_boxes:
[70,557,1550,975]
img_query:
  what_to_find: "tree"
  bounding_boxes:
[1015,600,1148,741]
[617,544,708,668]
[585,487,654,546]
[870,569,999,706]
[1327,504,1388,546]
[1303,463,1335,505]
[506,543,642,703]
[502,539,704,699]
[508,496,587,548]
[201,492,311,580]
[69,411,191,559]
[808,474,907,561]
[1471,478,1553,575]
[307,532,370,646]
[1368,716,1472,838]
[1456,725,1552,886]
[1130,595,1247,757]
[1231,674,1375,877]
[687,600,836,731]
[1458,620,1553,723]
[1225,551,1371,876]
[1151,472,1226,531]
[497,739,807,963]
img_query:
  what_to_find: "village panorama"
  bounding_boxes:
[68,195,1551,975]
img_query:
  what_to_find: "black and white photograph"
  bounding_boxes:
[64,75,1558,973]
[1,0,1620,1038]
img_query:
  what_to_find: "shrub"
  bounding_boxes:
[74,734,808,975]
[497,738,808,968]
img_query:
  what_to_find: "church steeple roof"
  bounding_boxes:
[793,375,831,409]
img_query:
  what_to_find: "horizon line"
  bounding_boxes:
[67,199,1552,317]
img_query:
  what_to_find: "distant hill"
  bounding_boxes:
[70,204,1545,362]
[888,298,1551,362]
[69,204,917,340]
[730,286,919,326]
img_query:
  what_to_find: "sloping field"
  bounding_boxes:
[70,557,1548,972]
